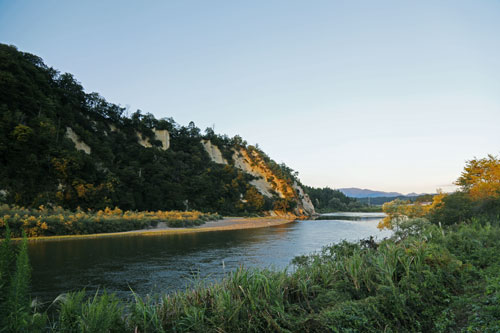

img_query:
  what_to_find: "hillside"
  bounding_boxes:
[0,44,314,216]
[338,188,404,198]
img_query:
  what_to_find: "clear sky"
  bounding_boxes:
[1,1,499,194]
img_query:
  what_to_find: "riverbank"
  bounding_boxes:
[15,216,296,242]
[0,205,225,238]
[6,219,500,332]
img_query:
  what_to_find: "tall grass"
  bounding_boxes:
[0,224,47,331]
[2,218,500,331]
[55,290,125,332]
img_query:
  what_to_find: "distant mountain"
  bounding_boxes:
[338,188,403,198]
[406,192,426,197]
[338,188,428,199]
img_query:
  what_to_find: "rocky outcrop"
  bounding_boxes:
[233,149,316,216]
[136,132,152,148]
[136,128,170,150]
[65,127,91,154]
[293,182,316,216]
[201,140,227,164]
[153,129,170,150]
[204,143,315,216]
[232,149,279,198]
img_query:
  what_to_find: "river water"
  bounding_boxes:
[28,213,391,300]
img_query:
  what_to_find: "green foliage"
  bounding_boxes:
[3,214,500,331]
[55,290,125,332]
[428,191,474,225]
[427,191,500,227]
[304,186,371,212]
[0,225,42,332]
[127,292,165,332]
[0,205,222,237]
[0,43,300,216]
[112,221,496,332]
[6,233,31,330]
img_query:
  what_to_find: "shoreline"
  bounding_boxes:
[14,217,297,242]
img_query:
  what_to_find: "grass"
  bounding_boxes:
[3,217,499,331]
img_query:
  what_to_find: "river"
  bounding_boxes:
[28,212,391,301]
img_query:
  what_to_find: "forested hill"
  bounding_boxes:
[0,44,315,216]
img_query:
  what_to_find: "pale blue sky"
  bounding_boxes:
[1,1,499,193]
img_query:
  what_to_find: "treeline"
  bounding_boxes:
[0,44,300,215]
[357,194,433,206]
[304,186,378,212]
[379,155,500,229]
[2,156,500,331]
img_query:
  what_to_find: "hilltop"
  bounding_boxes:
[0,44,314,217]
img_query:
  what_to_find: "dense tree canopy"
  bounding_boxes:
[380,155,500,229]
[304,186,365,212]
[0,43,301,215]
[456,155,500,200]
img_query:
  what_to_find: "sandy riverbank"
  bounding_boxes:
[20,217,296,242]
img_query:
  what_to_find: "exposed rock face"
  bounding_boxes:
[232,149,278,198]
[136,128,170,150]
[65,127,91,154]
[201,140,227,164]
[136,132,152,148]
[233,149,316,216]
[153,129,170,150]
[293,182,316,216]
[200,141,316,216]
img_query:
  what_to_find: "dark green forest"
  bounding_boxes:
[356,194,435,206]
[304,186,376,212]
[0,43,305,215]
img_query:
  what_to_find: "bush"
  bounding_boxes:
[0,205,218,237]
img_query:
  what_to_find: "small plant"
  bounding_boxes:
[0,223,43,331]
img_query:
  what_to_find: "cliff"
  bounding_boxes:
[203,141,315,216]
[0,43,315,216]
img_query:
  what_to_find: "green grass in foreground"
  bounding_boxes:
[2,218,500,332]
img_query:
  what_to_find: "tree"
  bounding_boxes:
[244,187,265,212]
[378,199,430,229]
[428,192,473,225]
[456,155,500,200]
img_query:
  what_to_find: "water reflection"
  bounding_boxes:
[316,212,386,221]
[29,213,391,300]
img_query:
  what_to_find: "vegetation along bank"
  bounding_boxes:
[1,154,500,331]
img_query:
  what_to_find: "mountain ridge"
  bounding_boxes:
[338,187,427,198]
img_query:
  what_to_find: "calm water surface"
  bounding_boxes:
[29,213,391,300]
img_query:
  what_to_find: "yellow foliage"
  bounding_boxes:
[51,158,70,179]
[456,155,500,200]
[1,204,218,238]
[11,124,33,142]
[378,198,432,230]
[429,190,447,210]
[75,184,88,198]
